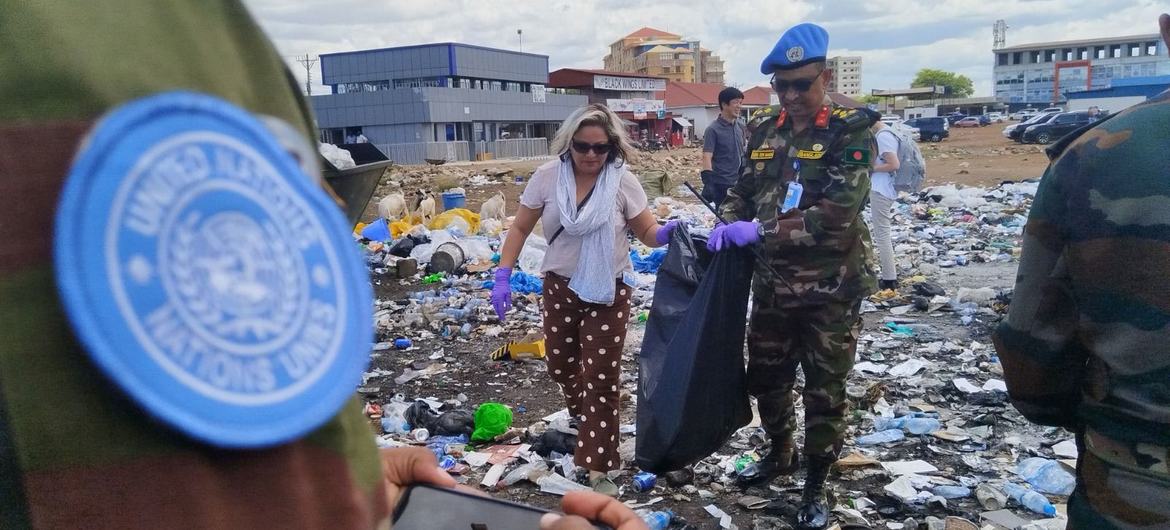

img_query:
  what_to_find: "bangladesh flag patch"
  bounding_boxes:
[842,147,871,165]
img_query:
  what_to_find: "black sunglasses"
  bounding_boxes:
[770,69,825,93]
[571,140,612,155]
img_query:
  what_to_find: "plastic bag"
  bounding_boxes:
[635,224,754,473]
[429,208,480,234]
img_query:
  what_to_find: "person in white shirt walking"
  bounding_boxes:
[869,122,900,291]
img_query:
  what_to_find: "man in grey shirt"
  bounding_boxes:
[701,87,746,206]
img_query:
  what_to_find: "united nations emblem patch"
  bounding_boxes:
[54,92,372,448]
[786,46,804,63]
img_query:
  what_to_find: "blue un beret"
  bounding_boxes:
[760,23,829,74]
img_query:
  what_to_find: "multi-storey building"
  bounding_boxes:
[993,34,1170,106]
[826,56,863,97]
[603,27,725,84]
[310,43,586,163]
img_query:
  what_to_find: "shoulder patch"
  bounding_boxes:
[841,147,871,165]
[53,91,373,448]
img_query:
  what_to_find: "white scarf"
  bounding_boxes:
[556,157,621,304]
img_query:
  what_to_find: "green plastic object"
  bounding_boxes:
[422,272,445,284]
[471,402,514,442]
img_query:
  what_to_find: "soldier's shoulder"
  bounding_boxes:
[748,104,780,128]
[1050,91,1170,162]
[829,105,880,134]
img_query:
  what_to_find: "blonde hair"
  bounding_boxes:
[549,103,636,165]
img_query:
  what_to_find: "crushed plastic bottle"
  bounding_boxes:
[641,511,672,530]
[931,485,971,499]
[872,414,941,435]
[1003,482,1057,517]
[856,429,905,446]
[1017,457,1076,495]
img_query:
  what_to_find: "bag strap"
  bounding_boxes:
[547,183,597,247]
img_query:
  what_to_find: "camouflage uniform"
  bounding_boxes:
[993,91,1170,529]
[720,98,877,458]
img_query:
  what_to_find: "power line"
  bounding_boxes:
[296,54,318,96]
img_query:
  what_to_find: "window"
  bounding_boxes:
[1149,42,1159,56]
[1079,48,1088,60]
[998,53,1008,66]
[1112,46,1122,58]
[1096,47,1106,59]
[1131,45,1141,57]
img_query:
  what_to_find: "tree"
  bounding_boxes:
[857,94,883,105]
[911,68,974,98]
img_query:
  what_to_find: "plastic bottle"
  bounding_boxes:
[930,485,971,499]
[641,511,672,530]
[975,483,1008,510]
[856,429,905,446]
[1017,457,1076,495]
[872,415,941,435]
[1002,483,1057,517]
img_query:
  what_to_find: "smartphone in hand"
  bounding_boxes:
[392,484,611,530]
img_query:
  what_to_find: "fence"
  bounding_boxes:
[382,138,549,165]
[379,142,471,165]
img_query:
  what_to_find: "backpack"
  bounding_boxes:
[882,127,926,193]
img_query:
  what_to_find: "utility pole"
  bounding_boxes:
[518,29,523,52]
[297,54,318,96]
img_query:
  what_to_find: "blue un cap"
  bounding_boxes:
[760,23,829,74]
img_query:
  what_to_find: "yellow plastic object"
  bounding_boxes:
[353,222,367,236]
[390,220,414,239]
[489,339,546,361]
[429,208,480,234]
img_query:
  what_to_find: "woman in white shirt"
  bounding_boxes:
[490,103,680,495]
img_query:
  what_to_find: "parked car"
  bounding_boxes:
[904,116,949,142]
[944,112,967,125]
[954,116,982,127]
[1021,111,1092,144]
[1040,106,1064,114]
[977,115,991,126]
[986,112,1006,123]
[889,122,921,142]
[1011,108,1039,120]
[880,115,903,127]
[1008,112,1059,142]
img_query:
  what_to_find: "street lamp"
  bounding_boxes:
[518,29,523,52]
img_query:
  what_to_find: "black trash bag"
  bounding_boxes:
[635,223,754,473]
[404,400,439,431]
[390,234,429,258]
[432,409,475,437]
[530,430,577,457]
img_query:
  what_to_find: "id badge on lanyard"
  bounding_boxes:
[781,159,803,214]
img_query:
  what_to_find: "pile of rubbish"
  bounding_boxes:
[355,178,1074,529]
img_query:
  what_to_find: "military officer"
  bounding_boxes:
[993,13,1170,530]
[707,23,877,530]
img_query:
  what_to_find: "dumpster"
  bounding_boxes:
[320,143,393,227]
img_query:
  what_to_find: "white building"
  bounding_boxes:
[827,56,863,97]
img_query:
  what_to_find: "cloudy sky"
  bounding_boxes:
[244,0,1164,97]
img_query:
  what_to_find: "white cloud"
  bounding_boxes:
[241,0,1166,97]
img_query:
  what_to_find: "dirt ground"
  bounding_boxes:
[358,123,1049,529]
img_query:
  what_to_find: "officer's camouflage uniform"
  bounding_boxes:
[720,98,876,458]
[993,90,1170,529]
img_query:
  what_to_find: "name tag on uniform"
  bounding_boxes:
[750,149,775,160]
[796,149,825,160]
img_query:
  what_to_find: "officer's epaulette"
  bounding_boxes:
[748,104,782,128]
[828,106,881,134]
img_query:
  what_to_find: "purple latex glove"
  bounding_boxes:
[655,220,683,246]
[491,267,512,321]
[707,221,760,252]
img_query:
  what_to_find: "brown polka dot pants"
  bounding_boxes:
[542,272,632,472]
